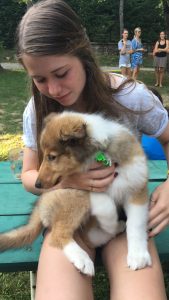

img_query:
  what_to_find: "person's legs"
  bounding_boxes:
[159,67,165,87]
[126,67,131,78]
[120,67,127,76]
[102,233,167,300]
[35,232,95,300]
[154,67,159,86]
[132,66,139,80]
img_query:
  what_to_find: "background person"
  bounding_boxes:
[17,1,169,299]
[118,29,132,77]
[131,27,147,79]
[153,31,169,88]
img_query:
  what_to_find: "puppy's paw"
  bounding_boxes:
[127,250,152,270]
[63,241,95,276]
[72,251,95,276]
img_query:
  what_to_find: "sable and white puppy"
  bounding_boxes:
[0,112,151,275]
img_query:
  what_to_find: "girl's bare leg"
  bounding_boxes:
[102,232,167,300]
[132,66,139,80]
[35,232,95,300]
[159,67,165,87]
[121,67,131,78]
[155,67,159,86]
[121,67,127,76]
[126,68,131,78]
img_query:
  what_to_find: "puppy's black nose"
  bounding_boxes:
[35,180,42,189]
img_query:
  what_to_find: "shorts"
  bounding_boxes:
[131,54,142,69]
[154,56,167,68]
[119,63,131,68]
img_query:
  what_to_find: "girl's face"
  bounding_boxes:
[22,54,86,107]
[135,30,141,37]
[122,31,128,40]
[160,32,165,40]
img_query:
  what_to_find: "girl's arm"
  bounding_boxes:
[159,122,169,164]
[119,41,127,55]
[21,147,43,195]
[153,41,159,54]
[21,147,116,195]
[158,40,169,52]
[148,122,169,237]
[164,39,169,51]
[155,40,168,53]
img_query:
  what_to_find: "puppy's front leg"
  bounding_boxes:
[46,189,94,276]
[63,238,95,276]
[124,196,152,270]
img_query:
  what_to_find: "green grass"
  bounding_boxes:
[96,53,154,68]
[0,70,31,134]
[0,59,169,299]
[0,48,16,63]
[0,272,30,300]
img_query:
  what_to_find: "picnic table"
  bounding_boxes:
[0,160,169,298]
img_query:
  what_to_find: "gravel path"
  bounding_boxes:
[1,62,154,72]
[1,62,23,70]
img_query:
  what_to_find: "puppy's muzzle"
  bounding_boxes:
[35,176,62,189]
[35,179,42,189]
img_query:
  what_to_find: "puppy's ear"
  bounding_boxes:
[73,123,86,139]
[60,123,87,143]
[59,122,96,162]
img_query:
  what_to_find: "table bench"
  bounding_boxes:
[0,160,169,299]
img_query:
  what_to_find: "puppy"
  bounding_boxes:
[0,112,151,275]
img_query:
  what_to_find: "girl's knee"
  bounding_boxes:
[102,237,167,300]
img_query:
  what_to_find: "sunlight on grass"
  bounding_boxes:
[0,134,23,161]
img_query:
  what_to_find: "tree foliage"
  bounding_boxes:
[0,0,167,48]
[68,0,165,43]
[162,0,169,36]
[0,0,26,48]
[68,0,119,42]
[124,0,165,42]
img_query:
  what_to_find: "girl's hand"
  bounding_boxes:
[148,180,169,237]
[57,162,117,192]
[140,48,147,52]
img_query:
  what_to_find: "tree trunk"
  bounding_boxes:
[119,0,124,36]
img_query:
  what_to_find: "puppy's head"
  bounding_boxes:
[35,112,97,189]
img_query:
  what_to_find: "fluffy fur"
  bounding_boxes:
[0,112,151,275]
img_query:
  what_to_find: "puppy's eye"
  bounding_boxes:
[47,154,56,161]
[68,138,78,146]
[60,138,79,146]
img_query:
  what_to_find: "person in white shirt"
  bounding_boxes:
[17,1,169,299]
[118,29,132,77]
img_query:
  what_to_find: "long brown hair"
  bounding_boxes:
[16,0,136,163]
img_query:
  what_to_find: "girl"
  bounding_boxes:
[118,29,132,77]
[131,27,147,80]
[153,31,169,88]
[18,1,169,299]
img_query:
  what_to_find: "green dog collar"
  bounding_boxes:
[95,151,112,167]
